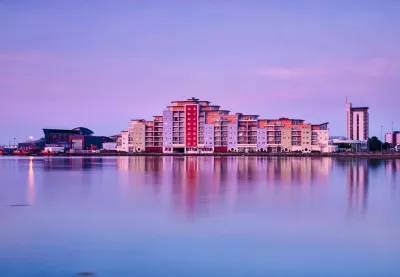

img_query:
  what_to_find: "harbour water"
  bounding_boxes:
[0,156,399,277]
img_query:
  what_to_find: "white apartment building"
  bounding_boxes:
[346,102,369,141]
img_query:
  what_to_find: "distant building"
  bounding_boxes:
[17,139,45,152]
[42,127,106,150]
[43,127,94,148]
[346,102,369,141]
[385,131,400,147]
[331,139,368,152]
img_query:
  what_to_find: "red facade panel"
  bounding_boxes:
[185,104,198,147]
[145,147,163,153]
[214,146,228,153]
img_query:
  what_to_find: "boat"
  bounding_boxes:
[40,146,65,156]
[2,146,18,155]
[12,149,29,156]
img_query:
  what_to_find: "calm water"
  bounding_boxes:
[0,156,399,277]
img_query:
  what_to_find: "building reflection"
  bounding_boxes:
[115,156,334,218]
[345,159,369,214]
[265,157,332,186]
[384,159,400,189]
[42,157,108,171]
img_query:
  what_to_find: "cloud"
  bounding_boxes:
[259,58,400,79]
[0,52,46,63]
[348,58,400,77]
[0,51,57,85]
[259,67,328,78]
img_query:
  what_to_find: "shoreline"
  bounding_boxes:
[3,152,400,159]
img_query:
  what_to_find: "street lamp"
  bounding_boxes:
[381,125,383,151]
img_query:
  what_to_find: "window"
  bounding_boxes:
[188,112,191,115]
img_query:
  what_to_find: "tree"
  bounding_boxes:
[382,142,391,151]
[368,136,383,151]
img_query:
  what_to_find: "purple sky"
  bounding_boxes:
[1,0,399,144]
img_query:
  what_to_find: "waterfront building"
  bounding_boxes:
[120,97,333,154]
[42,127,107,150]
[117,130,129,152]
[17,139,45,152]
[385,131,400,147]
[331,138,368,152]
[346,102,369,141]
[70,135,103,150]
[43,127,94,148]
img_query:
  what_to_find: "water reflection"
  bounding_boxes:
[1,156,400,277]
[42,157,108,171]
[113,157,373,218]
[27,157,35,205]
[2,156,399,217]
[346,159,369,214]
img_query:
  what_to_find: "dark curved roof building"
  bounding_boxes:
[72,127,94,136]
[43,127,94,147]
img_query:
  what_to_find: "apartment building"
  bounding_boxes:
[385,131,400,147]
[120,97,332,153]
[346,102,369,141]
[117,130,129,152]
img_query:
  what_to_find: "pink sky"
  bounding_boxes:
[1,0,399,143]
